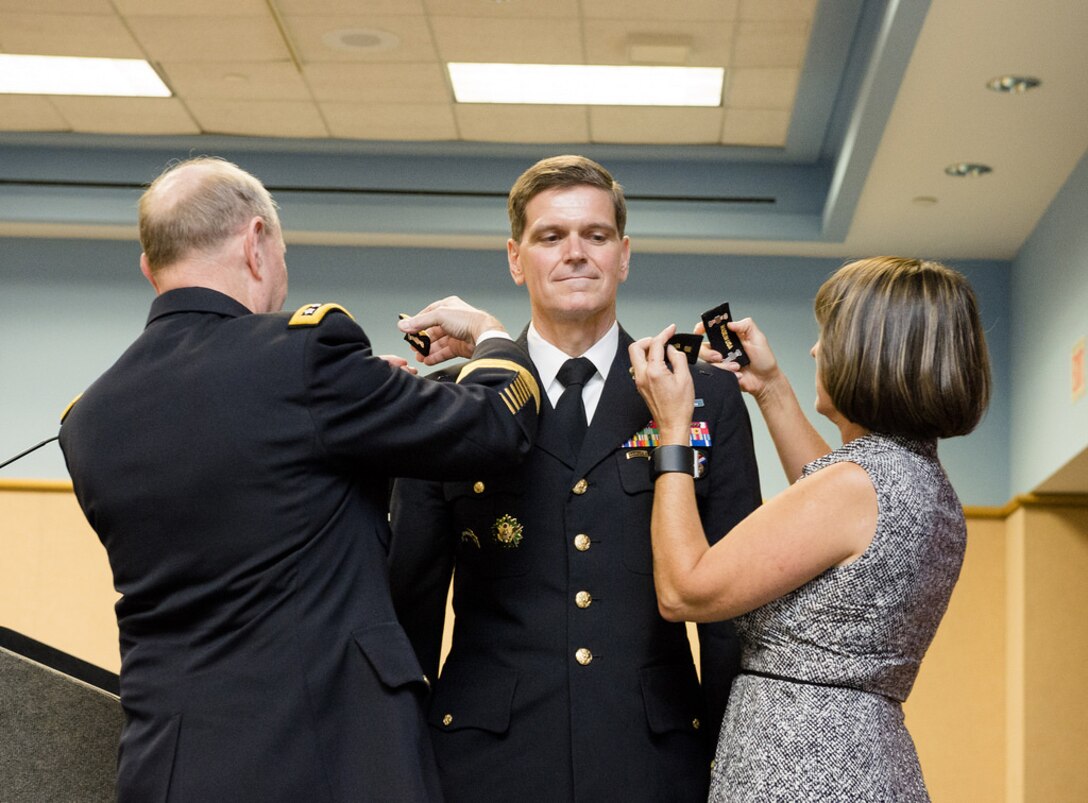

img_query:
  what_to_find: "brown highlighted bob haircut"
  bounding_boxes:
[815,257,991,440]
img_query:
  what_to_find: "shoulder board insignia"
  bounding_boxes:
[288,303,355,328]
[60,393,83,424]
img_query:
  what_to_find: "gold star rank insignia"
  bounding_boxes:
[492,514,524,548]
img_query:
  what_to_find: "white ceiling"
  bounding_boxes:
[0,0,1086,261]
[0,0,813,146]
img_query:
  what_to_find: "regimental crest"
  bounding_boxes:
[461,528,480,549]
[492,514,524,548]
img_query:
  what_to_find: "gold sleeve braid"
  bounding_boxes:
[456,359,541,415]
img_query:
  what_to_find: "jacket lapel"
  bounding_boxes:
[575,328,652,477]
[518,328,579,469]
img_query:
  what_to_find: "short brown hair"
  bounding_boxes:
[139,156,280,272]
[814,256,991,439]
[507,155,626,242]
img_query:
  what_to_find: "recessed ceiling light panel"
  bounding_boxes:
[986,75,1041,93]
[0,54,171,97]
[448,63,724,107]
[945,163,993,178]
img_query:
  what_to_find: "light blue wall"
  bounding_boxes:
[2,238,1010,505]
[1010,148,1088,493]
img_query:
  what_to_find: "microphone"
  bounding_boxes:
[0,436,60,471]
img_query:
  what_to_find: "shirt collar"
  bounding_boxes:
[527,321,618,387]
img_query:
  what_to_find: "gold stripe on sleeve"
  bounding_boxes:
[457,359,541,413]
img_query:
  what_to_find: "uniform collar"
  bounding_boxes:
[147,287,253,327]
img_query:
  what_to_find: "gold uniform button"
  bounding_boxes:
[692,718,701,730]
[472,481,485,494]
[423,674,431,690]
[575,648,593,665]
[572,478,589,495]
[574,533,591,551]
[442,714,453,726]
[575,590,592,609]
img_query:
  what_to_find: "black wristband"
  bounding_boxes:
[652,445,696,478]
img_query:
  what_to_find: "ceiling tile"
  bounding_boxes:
[159,61,311,101]
[113,0,268,15]
[187,98,329,137]
[304,62,449,103]
[583,19,732,67]
[0,12,142,57]
[0,96,69,131]
[737,0,817,21]
[277,0,425,14]
[455,103,589,143]
[720,108,790,146]
[590,106,724,145]
[284,15,437,63]
[126,16,291,62]
[726,67,800,110]
[431,16,583,62]
[50,96,199,134]
[322,102,457,140]
[423,0,578,17]
[731,20,811,68]
[582,0,738,21]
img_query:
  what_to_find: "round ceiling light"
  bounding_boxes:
[321,28,400,53]
[986,75,1041,93]
[945,163,993,178]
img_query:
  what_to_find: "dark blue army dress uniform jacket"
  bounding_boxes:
[389,326,761,802]
[59,287,540,802]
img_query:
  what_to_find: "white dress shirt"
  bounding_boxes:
[526,321,618,426]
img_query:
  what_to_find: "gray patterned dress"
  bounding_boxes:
[709,433,965,802]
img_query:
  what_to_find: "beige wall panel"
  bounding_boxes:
[1022,505,1088,803]
[0,487,119,673]
[905,515,1007,802]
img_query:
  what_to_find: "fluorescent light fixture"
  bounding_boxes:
[448,63,724,107]
[0,54,171,97]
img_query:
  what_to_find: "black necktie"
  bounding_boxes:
[554,357,596,456]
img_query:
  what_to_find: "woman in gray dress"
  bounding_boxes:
[628,257,991,801]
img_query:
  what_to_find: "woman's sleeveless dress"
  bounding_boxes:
[709,434,965,802]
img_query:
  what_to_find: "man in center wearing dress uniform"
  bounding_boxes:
[389,155,761,801]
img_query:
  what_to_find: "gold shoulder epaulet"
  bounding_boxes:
[288,303,355,328]
[60,393,83,424]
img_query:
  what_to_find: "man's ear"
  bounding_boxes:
[618,236,631,283]
[507,239,525,286]
[139,253,160,293]
[242,217,265,279]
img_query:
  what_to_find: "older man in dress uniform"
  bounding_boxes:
[59,156,540,802]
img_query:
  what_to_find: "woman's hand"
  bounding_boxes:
[696,317,782,401]
[628,324,695,444]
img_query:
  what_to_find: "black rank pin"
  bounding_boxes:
[666,332,703,364]
[398,314,431,357]
[700,302,750,366]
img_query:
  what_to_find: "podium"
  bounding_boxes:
[0,628,121,802]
